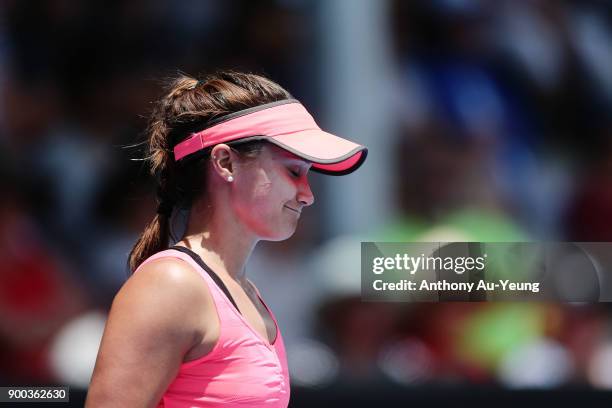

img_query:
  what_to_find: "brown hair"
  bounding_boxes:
[128,71,292,273]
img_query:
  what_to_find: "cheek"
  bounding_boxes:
[247,170,293,209]
[231,172,298,236]
[252,180,273,201]
[248,170,276,209]
[232,172,276,221]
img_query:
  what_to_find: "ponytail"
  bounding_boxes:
[127,76,198,273]
[128,213,171,273]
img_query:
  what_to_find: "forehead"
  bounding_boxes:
[264,144,311,166]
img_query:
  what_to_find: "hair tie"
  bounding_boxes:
[190,79,203,90]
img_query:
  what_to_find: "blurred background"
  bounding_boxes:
[2,0,612,406]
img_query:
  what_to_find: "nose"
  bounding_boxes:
[297,178,315,207]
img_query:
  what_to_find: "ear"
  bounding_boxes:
[210,144,236,182]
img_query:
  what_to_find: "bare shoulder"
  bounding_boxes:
[87,258,214,407]
[125,256,206,291]
[86,257,214,407]
[121,257,208,300]
[113,258,209,321]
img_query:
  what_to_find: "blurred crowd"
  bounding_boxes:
[1,0,612,397]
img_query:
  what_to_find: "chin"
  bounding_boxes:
[260,223,298,242]
[265,230,297,242]
[248,210,301,241]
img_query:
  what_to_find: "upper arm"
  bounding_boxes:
[86,259,209,408]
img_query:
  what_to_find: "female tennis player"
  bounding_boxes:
[85,71,366,407]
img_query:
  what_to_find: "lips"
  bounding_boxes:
[283,205,301,215]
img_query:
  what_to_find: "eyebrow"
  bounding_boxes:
[284,158,312,168]
[278,153,311,166]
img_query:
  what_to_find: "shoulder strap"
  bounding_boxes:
[169,246,242,315]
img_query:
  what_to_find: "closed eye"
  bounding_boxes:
[288,168,301,178]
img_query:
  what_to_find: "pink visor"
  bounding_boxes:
[173,99,367,175]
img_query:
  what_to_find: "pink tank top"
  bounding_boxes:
[135,248,290,407]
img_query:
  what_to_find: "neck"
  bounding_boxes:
[179,199,257,284]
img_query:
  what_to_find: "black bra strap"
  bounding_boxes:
[169,246,241,314]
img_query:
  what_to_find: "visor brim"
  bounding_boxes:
[268,129,368,176]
